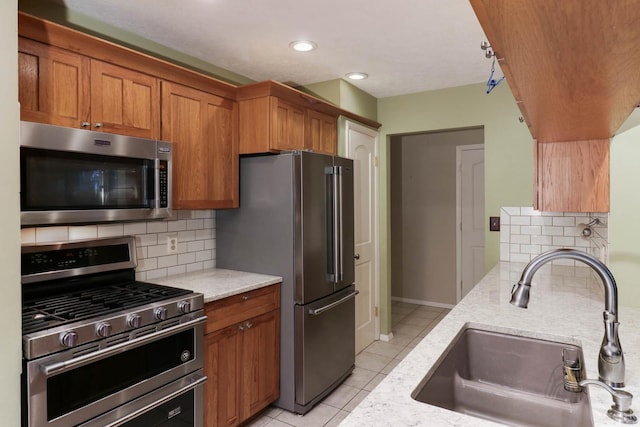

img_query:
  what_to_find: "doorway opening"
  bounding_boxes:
[390,127,484,316]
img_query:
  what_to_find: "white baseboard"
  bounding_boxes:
[379,333,394,342]
[391,296,455,310]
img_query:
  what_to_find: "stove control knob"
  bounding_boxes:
[60,331,78,348]
[177,300,191,313]
[96,322,112,338]
[127,314,142,328]
[154,307,167,321]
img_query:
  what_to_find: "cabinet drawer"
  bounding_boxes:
[205,284,280,334]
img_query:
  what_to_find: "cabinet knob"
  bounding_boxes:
[242,295,249,301]
[238,324,245,331]
[354,253,361,260]
[80,122,90,128]
[245,322,253,329]
[94,122,103,128]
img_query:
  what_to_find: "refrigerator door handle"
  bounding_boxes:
[337,165,344,283]
[308,290,359,316]
[330,166,341,284]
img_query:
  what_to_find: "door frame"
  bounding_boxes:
[344,119,380,342]
[456,144,484,303]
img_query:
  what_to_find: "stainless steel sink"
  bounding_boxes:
[411,326,594,426]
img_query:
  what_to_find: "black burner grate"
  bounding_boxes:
[22,281,191,335]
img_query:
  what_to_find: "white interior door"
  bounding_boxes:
[345,120,379,354]
[457,145,485,301]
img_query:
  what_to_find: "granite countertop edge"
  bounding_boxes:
[148,268,282,303]
[340,261,640,427]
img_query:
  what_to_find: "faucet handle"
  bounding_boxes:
[579,379,638,424]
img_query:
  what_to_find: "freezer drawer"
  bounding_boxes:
[294,288,357,407]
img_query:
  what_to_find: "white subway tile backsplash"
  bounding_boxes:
[553,236,576,246]
[499,207,609,265]
[21,209,217,281]
[36,226,69,243]
[531,216,553,226]
[69,225,98,240]
[97,224,124,238]
[147,221,168,233]
[520,226,541,235]
[541,226,564,236]
[511,234,530,244]
[552,217,576,227]
[511,216,531,226]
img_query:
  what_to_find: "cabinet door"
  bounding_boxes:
[90,60,160,138]
[271,97,305,151]
[161,81,239,209]
[535,139,610,212]
[307,110,337,154]
[18,37,90,128]
[240,310,280,420]
[204,325,242,427]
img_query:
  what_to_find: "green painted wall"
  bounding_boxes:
[338,80,378,122]
[300,79,378,122]
[300,80,342,106]
[376,82,533,334]
[1,1,22,424]
[609,124,640,307]
[18,0,253,86]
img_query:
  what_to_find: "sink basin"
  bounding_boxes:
[412,326,594,426]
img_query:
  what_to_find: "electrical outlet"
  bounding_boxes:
[167,235,178,254]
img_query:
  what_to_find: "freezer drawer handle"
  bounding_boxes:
[308,290,359,316]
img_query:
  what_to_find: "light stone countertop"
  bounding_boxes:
[341,261,640,427]
[149,268,282,303]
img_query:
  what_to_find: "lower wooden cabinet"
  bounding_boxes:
[203,285,280,427]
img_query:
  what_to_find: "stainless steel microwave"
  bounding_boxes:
[20,121,172,226]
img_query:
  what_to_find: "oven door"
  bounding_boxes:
[24,315,206,427]
[77,369,206,427]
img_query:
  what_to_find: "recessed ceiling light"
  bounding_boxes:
[345,72,368,80]
[289,40,317,52]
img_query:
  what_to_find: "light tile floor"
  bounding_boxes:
[246,301,450,427]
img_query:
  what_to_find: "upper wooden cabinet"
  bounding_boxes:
[161,81,239,209]
[19,37,90,129]
[237,81,341,155]
[89,60,159,138]
[18,37,160,138]
[468,0,640,212]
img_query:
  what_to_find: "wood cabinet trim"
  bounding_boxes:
[18,11,238,100]
[238,80,381,129]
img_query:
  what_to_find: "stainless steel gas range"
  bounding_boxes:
[21,236,206,427]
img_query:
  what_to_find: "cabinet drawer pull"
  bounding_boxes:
[245,322,253,329]
[238,324,245,331]
[94,122,103,128]
[80,121,90,128]
[242,295,249,301]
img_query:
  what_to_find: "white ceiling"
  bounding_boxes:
[58,0,491,99]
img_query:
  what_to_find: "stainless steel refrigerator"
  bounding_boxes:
[216,151,357,414]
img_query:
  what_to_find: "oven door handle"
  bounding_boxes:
[102,373,207,427]
[42,315,208,376]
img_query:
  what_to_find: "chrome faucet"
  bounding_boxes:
[510,248,625,388]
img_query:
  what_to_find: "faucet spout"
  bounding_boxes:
[510,248,625,388]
